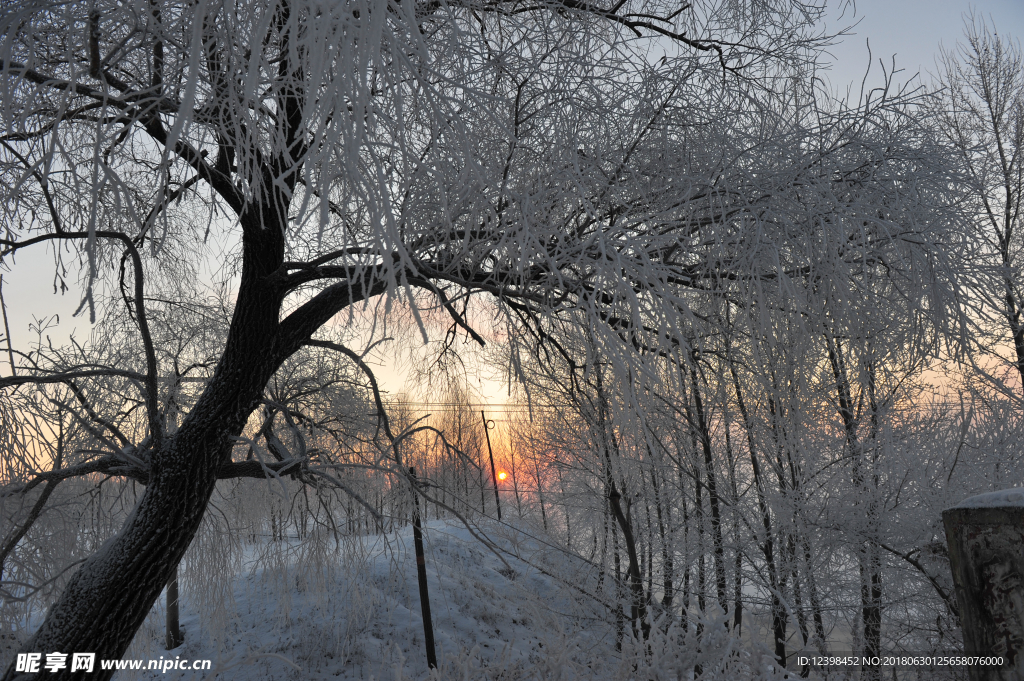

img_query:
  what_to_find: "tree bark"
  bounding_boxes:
[943,499,1024,681]
[722,395,743,634]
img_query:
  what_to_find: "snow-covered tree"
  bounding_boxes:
[934,16,1024,401]
[0,0,976,676]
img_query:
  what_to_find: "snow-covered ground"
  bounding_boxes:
[114,519,784,680]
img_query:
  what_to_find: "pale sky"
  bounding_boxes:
[3,0,1022,405]
[822,0,1023,93]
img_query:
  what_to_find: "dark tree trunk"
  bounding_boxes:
[5,434,228,679]
[860,550,883,681]
[687,359,728,616]
[0,106,393,676]
[721,395,743,633]
[557,466,571,548]
[788,536,809,677]
[589,360,648,637]
[802,535,827,653]
[510,441,522,517]
[650,463,673,609]
[611,500,625,648]
[695,468,707,620]
[827,332,885,681]
[641,473,654,614]
[609,484,650,640]
[729,357,787,668]
[597,500,609,596]
[534,458,548,532]
[680,491,691,632]
[4,220,287,678]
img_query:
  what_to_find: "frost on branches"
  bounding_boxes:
[0,0,986,678]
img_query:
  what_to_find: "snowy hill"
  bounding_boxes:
[117,519,785,681]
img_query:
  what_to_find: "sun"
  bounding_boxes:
[497,471,508,481]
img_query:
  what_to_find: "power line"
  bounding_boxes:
[384,402,558,411]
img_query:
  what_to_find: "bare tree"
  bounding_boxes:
[935,16,1024,399]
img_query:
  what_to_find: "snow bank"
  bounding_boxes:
[948,488,1024,509]
[116,519,788,681]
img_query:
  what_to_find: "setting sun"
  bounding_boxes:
[497,471,508,481]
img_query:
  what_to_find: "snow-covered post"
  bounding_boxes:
[942,489,1024,681]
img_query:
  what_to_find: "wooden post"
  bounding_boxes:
[481,411,502,521]
[942,489,1024,681]
[410,467,438,669]
[510,439,522,517]
[534,457,548,532]
[165,567,184,649]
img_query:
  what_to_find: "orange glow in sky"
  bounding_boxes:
[497,471,508,481]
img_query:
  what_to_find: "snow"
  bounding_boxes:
[948,488,1024,509]
[126,520,607,680]
[117,519,786,680]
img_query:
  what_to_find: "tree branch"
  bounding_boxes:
[0,230,162,446]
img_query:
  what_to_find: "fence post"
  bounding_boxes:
[165,567,184,649]
[942,489,1024,681]
[410,467,438,669]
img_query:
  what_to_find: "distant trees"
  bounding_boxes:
[499,62,977,672]
[934,16,1024,400]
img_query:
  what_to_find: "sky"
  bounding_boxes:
[2,0,1023,404]
[821,0,1024,93]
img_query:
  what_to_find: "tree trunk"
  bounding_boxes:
[650,463,674,610]
[943,496,1024,681]
[609,484,650,640]
[597,500,609,596]
[510,440,522,517]
[802,535,827,653]
[557,466,571,548]
[681,491,691,632]
[534,458,548,532]
[729,358,787,668]
[589,359,648,637]
[687,359,728,616]
[722,398,743,634]
[611,500,625,648]
[5,433,223,680]
[1,189,323,679]
[641,473,654,614]
[694,465,707,621]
